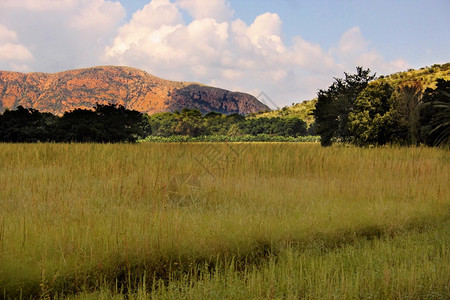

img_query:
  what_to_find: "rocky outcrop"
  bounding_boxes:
[170,85,266,114]
[0,66,269,115]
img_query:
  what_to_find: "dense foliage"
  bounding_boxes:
[251,99,317,126]
[314,65,449,147]
[0,105,312,143]
[146,108,309,139]
[419,79,450,146]
[313,67,376,146]
[0,104,150,143]
[141,134,319,143]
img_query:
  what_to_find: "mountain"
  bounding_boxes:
[0,66,269,115]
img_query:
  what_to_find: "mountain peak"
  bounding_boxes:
[0,66,268,115]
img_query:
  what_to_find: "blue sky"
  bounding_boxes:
[0,0,449,106]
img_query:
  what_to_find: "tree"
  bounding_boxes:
[56,108,101,142]
[348,80,397,146]
[419,79,450,146]
[56,103,149,143]
[173,109,205,137]
[204,112,229,135]
[95,103,149,142]
[0,106,57,142]
[147,112,178,137]
[281,117,307,137]
[391,82,423,145]
[313,67,376,146]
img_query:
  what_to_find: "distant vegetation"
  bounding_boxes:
[1,143,448,298]
[141,134,319,143]
[0,105,315,143]
[251,98,317,126]
[0,103,150,143]
[145,108,310,138]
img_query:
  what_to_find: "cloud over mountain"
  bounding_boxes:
[0,0,409,106]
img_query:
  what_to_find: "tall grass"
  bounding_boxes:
[69,222,449,300]
[0,143,448,298]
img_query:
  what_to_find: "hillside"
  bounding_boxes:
[380,62,450,90]
[0,66,268,116]
[254,63,450,124]
[252,99,317,125]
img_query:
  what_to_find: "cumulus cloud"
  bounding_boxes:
[0,24,34,71]
[105,0,183,62]
[332,26,409,75]
[0,0,77,11]
[0,25,19,42]
[70,0,126,32]
[0,0,126,72]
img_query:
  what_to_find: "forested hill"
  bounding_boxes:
[380,63,450,90]
[255,63,450,122]
[0,66,269,116]
[251,99,317,125]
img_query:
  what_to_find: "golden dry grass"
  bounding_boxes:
[0,143,448,298]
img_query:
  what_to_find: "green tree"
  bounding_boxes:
[281,117,307,137]
[56,108,101,142]
[57,103,149,143]
[419,79,450,146]
[95,103,149,142]
[0,106,57,142]
[173,109,205,137]
[313,67,376,146]
[204,112,230,135]
[348,80,397,146]
[147,112,178,137]
[391,82,423,145]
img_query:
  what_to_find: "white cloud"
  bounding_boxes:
[176,0,233,22]
[0,0,125,72]
[247,13,284,51]
[0,25,18,42]
[331,26,410,76]
[0,0,77,11]
[337,26,368,55]
[0,24,33,71]
[0,43,33,61]
[70,0,126,32]
[105,0,183,60]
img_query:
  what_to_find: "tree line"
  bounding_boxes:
[0,104,150,143]
[147,109,311,138]
[0,104,312,143]
[313,67,449,147]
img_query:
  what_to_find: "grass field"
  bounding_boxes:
[0,143,449,298]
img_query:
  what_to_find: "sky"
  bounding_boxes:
[0,0,449,107]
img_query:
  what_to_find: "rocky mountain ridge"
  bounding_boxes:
[0,66,269,115]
